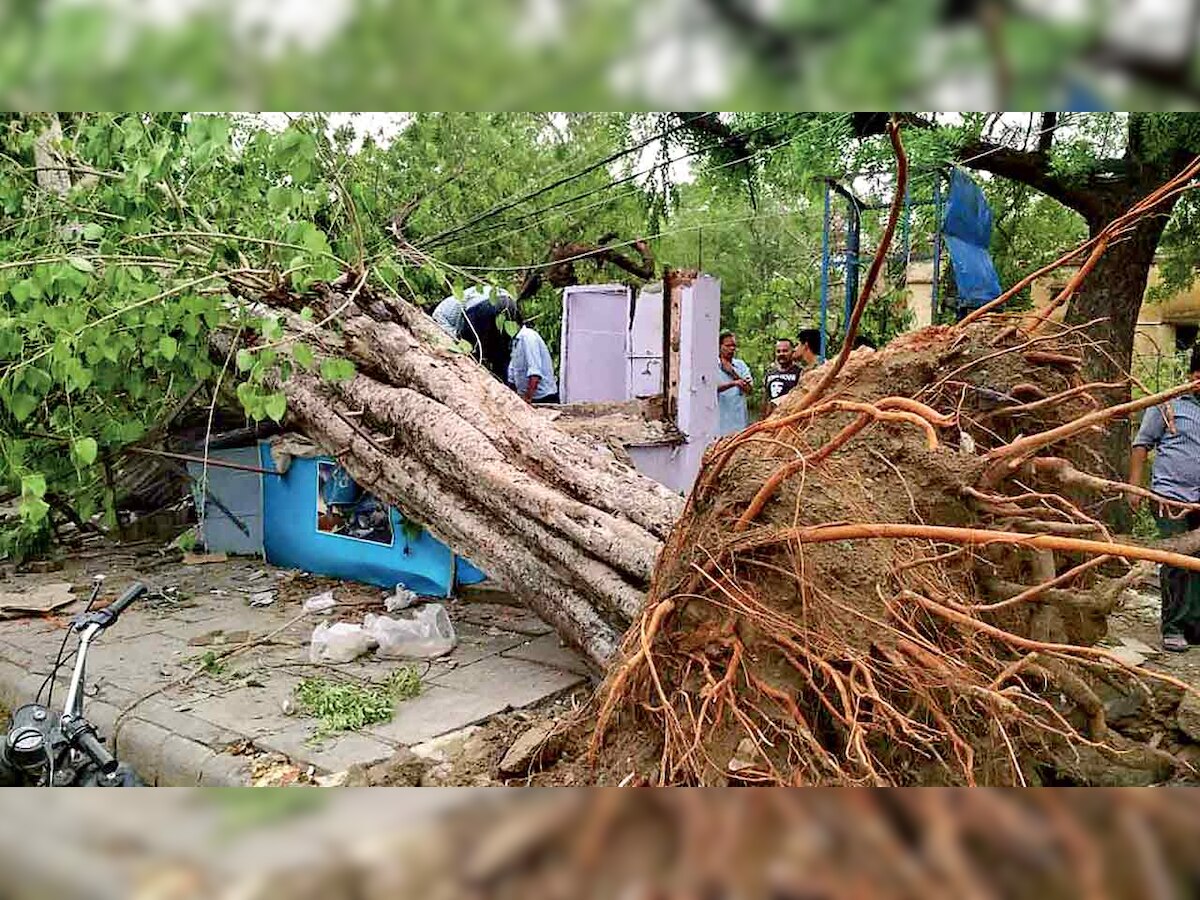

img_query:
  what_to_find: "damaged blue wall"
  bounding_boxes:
[193,443,486,596]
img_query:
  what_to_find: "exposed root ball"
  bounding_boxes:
[590,320,1197,786]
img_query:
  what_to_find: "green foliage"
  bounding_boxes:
[1131,502,1160,542]
[198,651,228,678]
[294,668,422,740]
[6,109,1198,565]
[399,519,424,543]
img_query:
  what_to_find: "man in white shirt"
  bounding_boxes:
[507,323,559,404]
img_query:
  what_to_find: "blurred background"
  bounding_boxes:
[1,0,1199,109]
[1,788,1198,899]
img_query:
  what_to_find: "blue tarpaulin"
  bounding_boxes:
[941,169,1002,311]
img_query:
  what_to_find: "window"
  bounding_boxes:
[315,462,394,546]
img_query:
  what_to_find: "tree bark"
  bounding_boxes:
[231,284,684,669]
[1064,189,1179,514]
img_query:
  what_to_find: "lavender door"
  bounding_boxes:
[559,285,631,403]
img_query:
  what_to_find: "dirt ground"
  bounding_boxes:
[3,543,1200,787]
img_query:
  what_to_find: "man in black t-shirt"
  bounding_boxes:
[762,337,802,417]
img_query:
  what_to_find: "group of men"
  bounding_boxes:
[430,286,559,405]
[718,328,876,436]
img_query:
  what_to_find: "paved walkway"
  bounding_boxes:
[0,552,591,785]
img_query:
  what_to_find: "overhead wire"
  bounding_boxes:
[418,113,712,249]
[399,113,1073,297]
[436,113,852,259]
[422,113,815,253]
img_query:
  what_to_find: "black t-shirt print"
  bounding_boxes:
[764,365,801,403]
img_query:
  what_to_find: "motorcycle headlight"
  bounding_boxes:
[7,726,46,770]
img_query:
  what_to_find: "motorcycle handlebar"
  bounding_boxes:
[107,583,148,619]
[72,725,118,777]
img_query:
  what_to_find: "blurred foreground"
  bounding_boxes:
[3,0,1200,108]
[1,788,1198,899]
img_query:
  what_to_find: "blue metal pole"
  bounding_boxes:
[843,200,858,343]
[819,180,832,362]
[931,175,943,323]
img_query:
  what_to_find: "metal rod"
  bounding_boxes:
[126,446,281,476]
[661,268,674,421]
[843,196,860,342]
[932,175,944,322]
[818,180,832,362]
[188,478,251,537]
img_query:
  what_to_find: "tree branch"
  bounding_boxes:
[1038,112,1057,155]
[957,140,1107,221]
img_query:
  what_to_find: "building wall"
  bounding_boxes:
[558,277,722,495]
[904,259,1200,360]
[1028,264,1200,360]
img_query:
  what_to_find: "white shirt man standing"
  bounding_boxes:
[508,323,559,404]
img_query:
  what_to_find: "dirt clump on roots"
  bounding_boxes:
[578,319,1200,786]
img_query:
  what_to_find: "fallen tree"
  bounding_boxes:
[219,283,684,668]
[209,118,1200,786]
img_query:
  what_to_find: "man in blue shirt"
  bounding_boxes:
[508,322,559,405]
[1129,346,1200,652]
[717,330,753,436]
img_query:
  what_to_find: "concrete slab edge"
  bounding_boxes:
[0,658,250,786]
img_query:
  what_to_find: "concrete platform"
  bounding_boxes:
[0,553,592,785]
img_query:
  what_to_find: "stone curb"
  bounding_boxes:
[0,657,249,786]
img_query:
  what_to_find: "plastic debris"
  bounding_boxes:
[308,621,372,663]
[249,591,276,607]
[364,605,456,659]
[303,591,337,613]
[385,585,418,612]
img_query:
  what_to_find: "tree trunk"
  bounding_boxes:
[235,283,684,669]
[1064,189,1176,524]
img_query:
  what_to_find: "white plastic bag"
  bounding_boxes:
[303,591,337,614]
[364,604,456,659]
[309,621,373,663]
[385,586,418,612]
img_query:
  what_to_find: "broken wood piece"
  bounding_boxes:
[0,582,75,619]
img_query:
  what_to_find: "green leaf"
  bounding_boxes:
[320,358,356,383]
[503,319,519,338]
[300,307,314,321]
[236,349,256,372]
[264,393,287,423]
[81,223,105,241]
[68,256,94,273]
[292,343,315,369]
[21,473,46,499]
[451,339,473,355]
[7,392,37,422]
[19,496,49,525]
[158,335,178,361]
[261,317,284,342]
[235,381,257,415]
[72,437,98,466]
